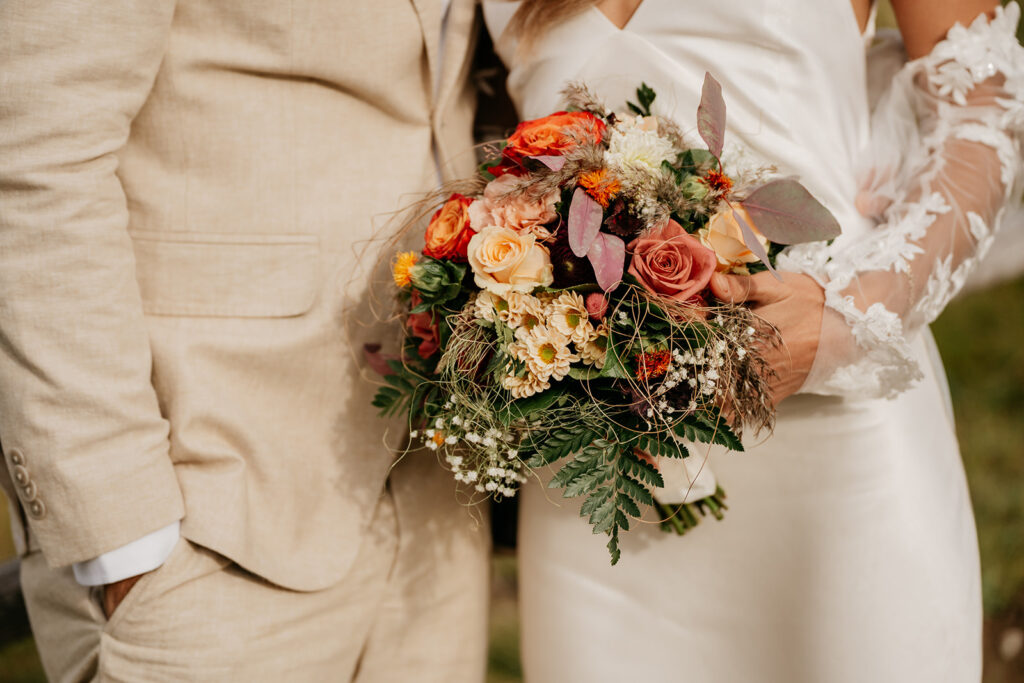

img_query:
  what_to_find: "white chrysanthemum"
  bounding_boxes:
[604,125,676,179]
[546,291,593,345]
[578,323,609,369]
[501,372,551,399]
[473,290,504,322]
[504,292,546,330]
[511,324,577,382]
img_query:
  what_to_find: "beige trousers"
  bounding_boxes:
[20,457,491,682]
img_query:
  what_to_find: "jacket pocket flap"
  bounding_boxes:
[130,231,319,318]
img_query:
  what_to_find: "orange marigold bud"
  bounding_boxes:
[701,169,733,195]
[579,168,622,208]
[392,251,418,288]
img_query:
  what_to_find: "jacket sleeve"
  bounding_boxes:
[778,4,1024,399]
[0,0,184,566]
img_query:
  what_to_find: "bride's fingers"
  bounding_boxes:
[710,272,788,305]
[708,272,745,302]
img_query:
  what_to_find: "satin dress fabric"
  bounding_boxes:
[483,2,982,681]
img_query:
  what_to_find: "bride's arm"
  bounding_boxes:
[714,1,1024,404]
[891,0,999,58]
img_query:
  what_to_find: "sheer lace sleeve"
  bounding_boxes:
[778,3,1024,399]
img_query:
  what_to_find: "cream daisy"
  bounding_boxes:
[547,291,594,345]
[502,372,551,399]
[504,292,546,331]
[512,324,577,382]
[473,290,507,323]
[578,323,609,369]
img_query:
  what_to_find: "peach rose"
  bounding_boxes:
[424,194,475,261]
[502,111,606,163]
[468,175,559,240]
[698,206,769,273]
[627,220,717,302]
[467,226,554,296]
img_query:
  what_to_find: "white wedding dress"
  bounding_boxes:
[483,1,1024,681]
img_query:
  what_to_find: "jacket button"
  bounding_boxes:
[9,449,25,466]
[12,465,30,487]
[27,499,46,520]
[19,479,37,502]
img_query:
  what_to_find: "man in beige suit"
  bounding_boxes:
[0,1,490,680]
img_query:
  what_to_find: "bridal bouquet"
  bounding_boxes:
[371,75,839,563]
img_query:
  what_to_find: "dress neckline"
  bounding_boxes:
[590,0,877,41]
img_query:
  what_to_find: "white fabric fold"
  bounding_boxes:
[72,520,181,586]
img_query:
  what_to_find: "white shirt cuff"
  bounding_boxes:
[72,520,181,586]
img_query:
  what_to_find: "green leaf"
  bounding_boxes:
[639,83,656,111]
[565,467,612,498]
[617,491,641,519]
[383,374,415,392]
[637,434,689,460]
[580,485,613,519]
[592,496,618,534]
[498,387,568,426]
[618,451,665,488]
[677,148,717,175]
[527,426,599,467]
[598,334,630,379]
[618,473,655,506]
[607,529,621,565]
[568,365,602,381]
[694,413,744,452]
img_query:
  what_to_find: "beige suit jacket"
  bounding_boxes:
[0,0,480,590]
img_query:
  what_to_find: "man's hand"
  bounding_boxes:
[709,271,825,406]
[102,573,147,619]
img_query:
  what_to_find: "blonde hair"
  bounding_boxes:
[506,0,599,47]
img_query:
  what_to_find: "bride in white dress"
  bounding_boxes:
[482,0,1024,680]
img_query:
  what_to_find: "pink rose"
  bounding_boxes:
[468,175,560,240]
[627,220,717,302]
[407,292,440,359]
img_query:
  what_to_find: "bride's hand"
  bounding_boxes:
[708,271,825,407]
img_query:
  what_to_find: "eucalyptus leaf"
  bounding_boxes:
[586,232,625,293]
[741,178,842,245]
[696,72,726,159]
[568,187,604,257]
[733,208,779,279]
[530,155,567,171]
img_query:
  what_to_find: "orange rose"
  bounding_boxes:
[502,111,606,165]
[424,194,476,261]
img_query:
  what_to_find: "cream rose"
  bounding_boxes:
[467,226,554,296]
[699,206,769,273]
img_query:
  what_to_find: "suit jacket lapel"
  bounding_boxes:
[409,0,442,99]
[435,0,477,115]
